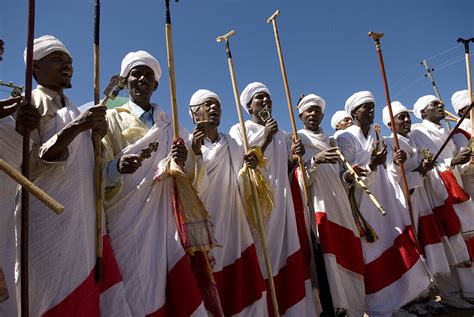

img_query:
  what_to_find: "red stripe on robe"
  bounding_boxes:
[418,214,443,249]
[364,227,421,294]
[213,245,266,315]
[147,256,203,317]
[266,248,310,317]
[454,128,471,140]
[316,212,365,276]
[290,167,312,268]
[43,235,122,317]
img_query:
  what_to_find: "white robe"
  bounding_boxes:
[28,91,130,316]
[385,133,450,275]
[336,124,431,315]
[0,116,22,317]
[104,105,207,316]
[298,128,366,316]
[229,121,316,317]
[190,133,267,316]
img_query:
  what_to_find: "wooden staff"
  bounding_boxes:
[432,102,474,163]
[421,59,454,130]
[165,0,179,138]
[266,10,310,207]
[21,0,35,314]
[0,159,63,214]
[458,38,474,138]
[216,30,280,317]
[335,150,386,215]
[92,0,103,282]
[368,32,418,238]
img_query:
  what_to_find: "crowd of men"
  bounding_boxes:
[0,34,473,317]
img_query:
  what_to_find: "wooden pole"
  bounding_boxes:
[457,38,474,138]
[22,0,35,315]
[216,30,280,317]
[266,9,311,216]
[368,32,419,244]
[165,0,179,138]
[93,0,103,282]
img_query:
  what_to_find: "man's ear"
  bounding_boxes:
[32,60,40,81]
[420,109,426,119]
[153,81,158,91]
[321,113,325,121]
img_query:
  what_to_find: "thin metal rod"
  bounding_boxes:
[165,0,179,138]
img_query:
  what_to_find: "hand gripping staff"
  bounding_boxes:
[266,10,311,208]
[216,30,280,317]
[457,37,474,152]
[368,32,424,250]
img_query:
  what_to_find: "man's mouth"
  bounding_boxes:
[61,69,72,78]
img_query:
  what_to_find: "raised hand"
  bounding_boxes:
[313,147,339,164]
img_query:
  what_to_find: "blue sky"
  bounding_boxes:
[1,0,473,135]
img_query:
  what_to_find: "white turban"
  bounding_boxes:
[412,95,438,119]
[382,101,408,128]
[188,89,221,118]
[344,91,375,114]
[24,35,71,64]
[296,94,325,114]
[451,90,472,113]
[120,50,161,82]
[239,82,270,114]
[330,110,351,129]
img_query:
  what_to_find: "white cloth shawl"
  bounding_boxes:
[0,117,23,316]
[104,108,207,316]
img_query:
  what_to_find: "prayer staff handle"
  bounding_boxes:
[335,150,386,216]
[458,37,474,53]
[216,29,280,317]
[266,9,280,24]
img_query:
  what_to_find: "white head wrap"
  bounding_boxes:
[239,82,270,114]
[382,101,408,128]
[188,89,221,119]
[412,95,438,119]
[24,35,71,64]
[120,50,161,82]
[344,91,375,115]
[296,94,325,114]
[330,110,351,129]
[451,90,472,113]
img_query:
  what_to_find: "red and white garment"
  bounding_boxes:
[28,96,131,316]
[297,128,366,316]
[230,121,317,317]
[336,125,431,315]
[452,121,474,199]
[0,116,23,316]
[190,133,267,316]
[104,107,207,316]
[385,134,450,275]
[411,120,474,261]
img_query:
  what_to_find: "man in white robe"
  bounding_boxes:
[335,91,432,316]
[187,89,267,316]
[296,94,366,316]
[26,35,130,316]
[450,90,474,198]
[411,95,474,308]
[102,51,207,316]
[229,82,317,317]
[0,97,40,316]
[330,110,353,141]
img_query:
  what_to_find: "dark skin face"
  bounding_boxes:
[127,65,158,111]
[299,105,324,132]
[421,100,445,125]
[247,92,272,125]
[191,98,222,128]
[33,51,73,93]
[335,117,353,131]
[458,105,472,119]
[388,111,411,137]
[352,102,375,132]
